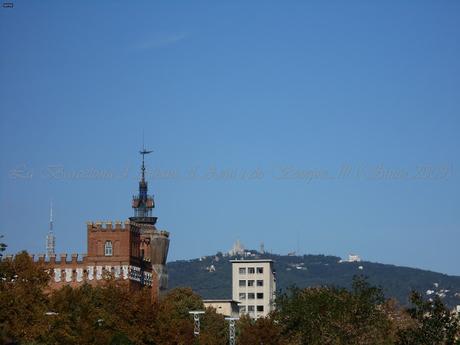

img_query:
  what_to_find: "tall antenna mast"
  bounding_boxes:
[50,201,53,231]
[46,201,56,257]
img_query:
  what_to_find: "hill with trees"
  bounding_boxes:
[168,250,460,309]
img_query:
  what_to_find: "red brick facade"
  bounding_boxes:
[23,152,170,299]
[30,220,169,300]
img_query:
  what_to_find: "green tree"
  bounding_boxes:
[0,251,51,343]
[396,291,460,345]
[274,276,395,345]
[43,280,157,345]
[154,287,203,345]
[198,307,228,345]
[237,314,290,345]
[153,287,228,345]
[43,284,112,345]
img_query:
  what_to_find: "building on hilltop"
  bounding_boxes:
[338,253,362,263]
[229,240,245,256]
[347,254,361,262]
[22,149,170,300]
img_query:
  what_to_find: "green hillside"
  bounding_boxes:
[167,251,460,308]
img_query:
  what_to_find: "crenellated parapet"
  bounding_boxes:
[56,253,84,264]
[1,253,86,265]
[86,220,134,232]
[48,253,85,264]
[155,230,170,238]
[129,221,169,238]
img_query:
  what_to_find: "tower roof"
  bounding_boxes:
[130,147,157,225]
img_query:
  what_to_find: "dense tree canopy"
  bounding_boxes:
[0,251,50,343]
[1,253,459,344]
[237,315,288,345]
[396,291,460,345]
[273,277,395,345]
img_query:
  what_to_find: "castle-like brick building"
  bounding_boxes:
[28,150,170,299]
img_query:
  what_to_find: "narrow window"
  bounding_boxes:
[104,241,113,256]
[248,280,255,287]
[248,267,255,274]
[248,293,255,299]
[257,267,264,274]
[239,267,246,274]
[257,280,264,287]
[239,293,246,300]
[239,280,246,287]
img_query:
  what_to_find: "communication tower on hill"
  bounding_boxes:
[46,202,56,257]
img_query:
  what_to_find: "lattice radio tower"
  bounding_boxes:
[46,201,55,257]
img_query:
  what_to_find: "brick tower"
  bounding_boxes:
[129,148,170,298]
[25,149,169,298]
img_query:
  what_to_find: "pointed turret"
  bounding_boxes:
[130,148,157,225]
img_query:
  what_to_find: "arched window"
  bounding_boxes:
[104,241,113,256]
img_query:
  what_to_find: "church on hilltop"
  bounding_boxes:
[27,149,170,299]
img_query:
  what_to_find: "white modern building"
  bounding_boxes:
[231,259,276,319]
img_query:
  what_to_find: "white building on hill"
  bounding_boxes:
[229,240,245,256]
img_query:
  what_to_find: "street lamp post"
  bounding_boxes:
[44,311,59,332]
[189,311,205,336]
[225,317,239,345]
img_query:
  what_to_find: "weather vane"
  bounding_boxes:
[139,130,153,182]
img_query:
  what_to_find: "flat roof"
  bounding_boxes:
[229,259,274,263]
[203,299,238,303]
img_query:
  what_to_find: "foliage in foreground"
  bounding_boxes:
[1,252,459,345]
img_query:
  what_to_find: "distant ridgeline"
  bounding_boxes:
[167,251,460,308]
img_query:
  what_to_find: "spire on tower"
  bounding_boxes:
[140,148,153,183]
[130,146,157,225]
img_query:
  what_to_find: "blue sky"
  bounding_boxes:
[1,1,459,274]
